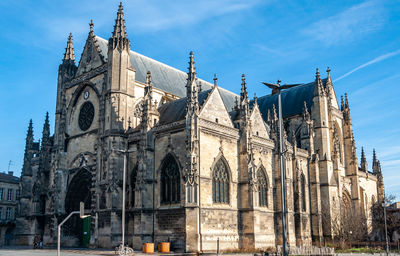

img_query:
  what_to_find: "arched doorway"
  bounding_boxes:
[64,168,92,247]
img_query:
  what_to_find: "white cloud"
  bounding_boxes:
[334,49,400,82]
[302,0,385,46]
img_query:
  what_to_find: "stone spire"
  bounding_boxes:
[188,51,196,82]
[63,33,75,62]
[41,112,50,148]
[325,67,335,97]
[141,71,156,131]
[343,93,352,123]
[109,2,130,50]
[59,33,77,79]
[186,51,199,114]
[360,147,368,172]
[40,112,51,174]
[341,95,344,111]
[22,120,34,176]
[145,71,153,102]
[373,149,377,166]
[26,119,34,148]
[240,74,248,101]
[185,52,200,199]
[372,149,380,174]
[313,68,325,97]
[240,74,249,115]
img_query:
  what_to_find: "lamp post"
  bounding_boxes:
[262,80,301,256]
[383,200,389,256]
[114,146,135,255]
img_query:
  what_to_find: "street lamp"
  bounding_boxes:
[114,147,135,255]
[382,200,389,256]
[262,80,302,256]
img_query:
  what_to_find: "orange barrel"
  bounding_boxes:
[158,242,170,253]
[142,243,154,253]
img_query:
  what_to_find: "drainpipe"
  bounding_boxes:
[306,157,313,243]
[198,128,202,252]
[152,134,156,243]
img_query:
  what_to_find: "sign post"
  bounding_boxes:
[57,202,90,256]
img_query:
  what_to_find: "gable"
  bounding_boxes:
[250,104,269,139]
[199,87,233,128]
[76,35,105,77]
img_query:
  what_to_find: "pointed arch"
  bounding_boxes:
[160,153,181,204]
[212,155,230,204]
[257,166,268,207]
[68,82,101,110]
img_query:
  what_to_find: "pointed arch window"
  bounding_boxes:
[257,168,268,207]
[160,154,180,204]
[212,158,230,204]
[301,173,306,212]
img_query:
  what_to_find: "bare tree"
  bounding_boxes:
[322,197,368,249]
[371,195,400,242]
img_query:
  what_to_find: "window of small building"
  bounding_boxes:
[0,207,3,220]
[6,208,11,220]
[160,154,180,204]
[257,168,268,207]
[0,188,4,200]
[212,158,230,204]
[7,188,12,201]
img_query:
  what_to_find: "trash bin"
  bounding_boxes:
[158,242,170,253]
[142,243,154,253]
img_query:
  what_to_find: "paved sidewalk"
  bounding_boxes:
[0,248,115,256]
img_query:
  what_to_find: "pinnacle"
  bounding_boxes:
[187,51,196,81]
[341,95,344,110]
[28,119,33,135]
[112,2,127,39]
[146,71,152,86]
[315,68,320,79]
[45,112,49,122]
[213,74,218,87]
[89,19,94,33]
[326,67,332,84]
[240,74,248,100]
[63,33,75,61]
[313,68,324,97]
[361,147,367,164]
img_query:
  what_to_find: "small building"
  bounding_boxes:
[0,171,20,246]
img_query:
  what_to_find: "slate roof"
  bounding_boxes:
[0,172,19,184]
[94,36,238,124]
[250,79,326,121]
[95,36,238,101]
[158,88,237,125]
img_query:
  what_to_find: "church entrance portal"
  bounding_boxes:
[64,168,92,247]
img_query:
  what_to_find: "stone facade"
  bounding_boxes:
[0,171,20,246]
[16,3,385,252]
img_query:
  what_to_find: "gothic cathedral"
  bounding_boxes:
[16,3,384,252]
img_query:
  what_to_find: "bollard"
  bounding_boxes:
[217,237,220,255]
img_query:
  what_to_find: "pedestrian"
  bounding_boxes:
[33,234,39,249]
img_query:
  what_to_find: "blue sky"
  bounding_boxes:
[0,0,399,198]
